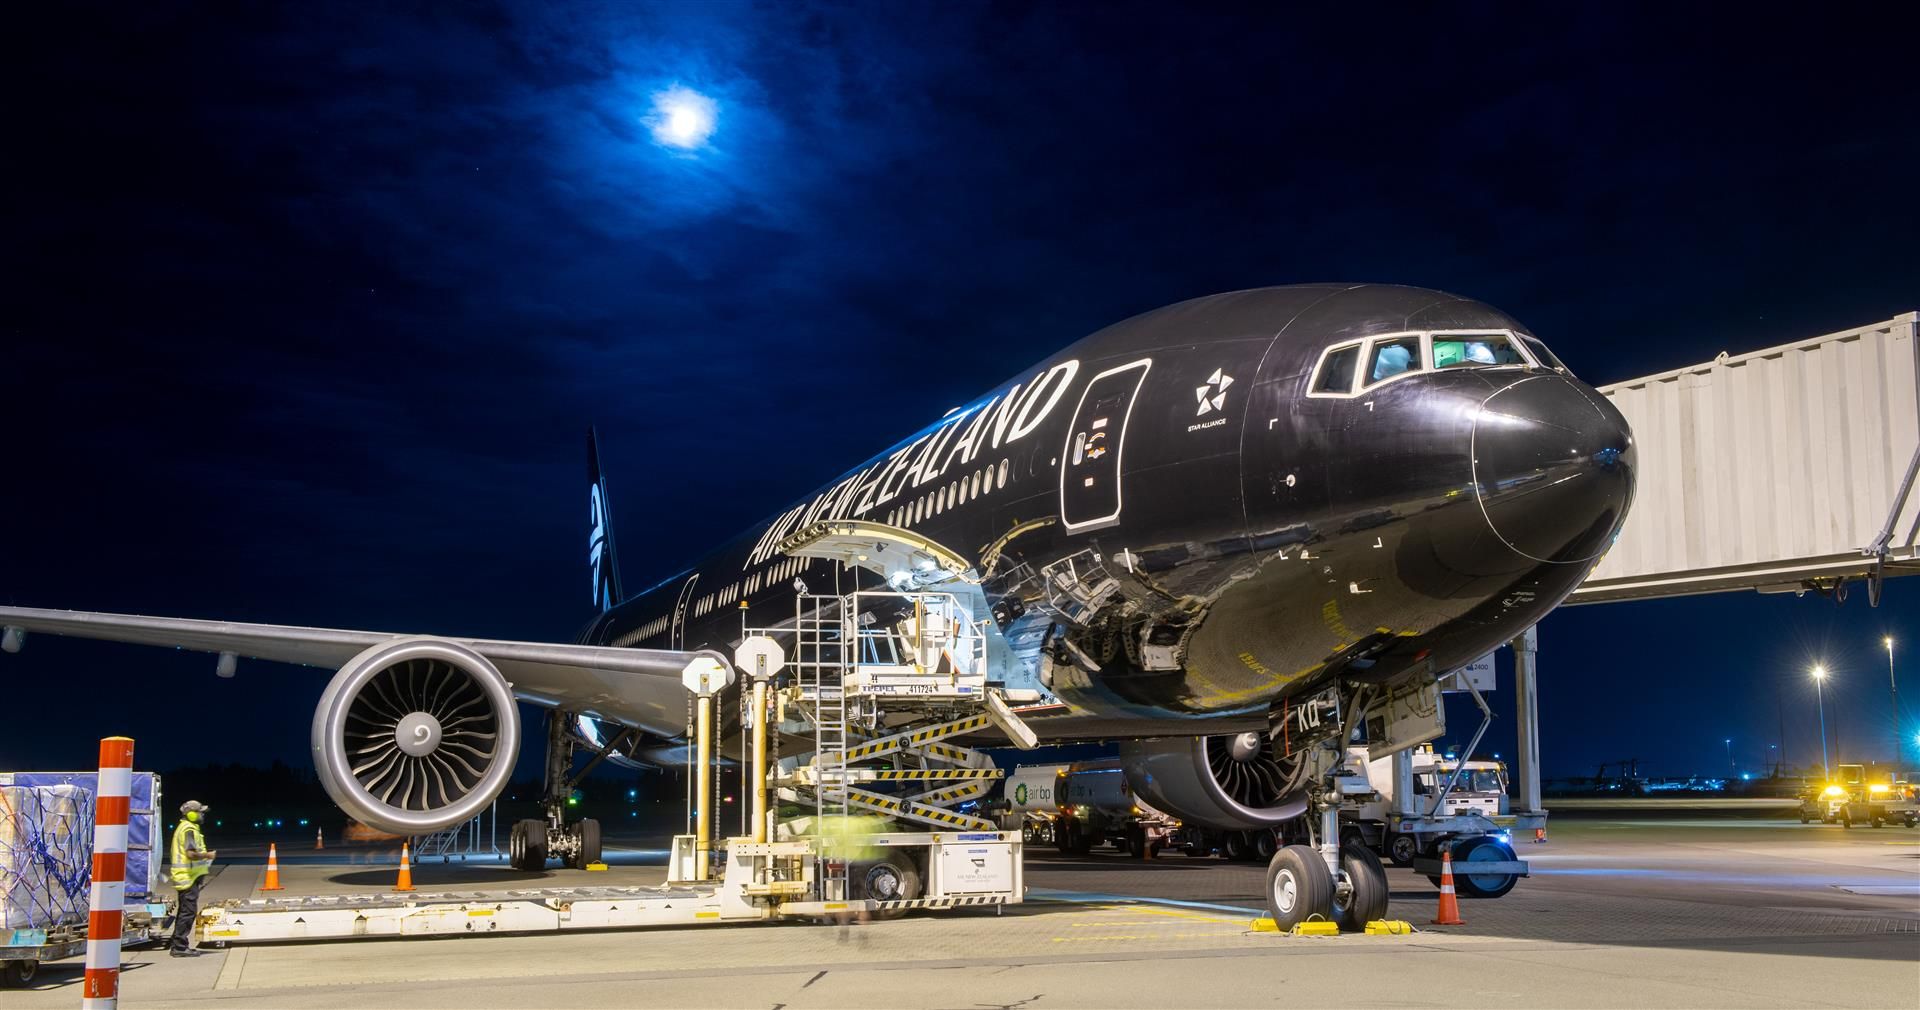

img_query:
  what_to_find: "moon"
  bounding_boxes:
[648,85,718,150]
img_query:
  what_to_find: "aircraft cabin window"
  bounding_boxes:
[1432,334,1527,369]
[1312,344,1361,394]
[1366,337,1422,385]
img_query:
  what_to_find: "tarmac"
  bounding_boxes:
[9,810,1917,1008]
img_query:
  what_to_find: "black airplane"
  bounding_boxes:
[1,283,1633,870]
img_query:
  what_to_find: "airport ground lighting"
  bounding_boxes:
[1811,664,1830,778]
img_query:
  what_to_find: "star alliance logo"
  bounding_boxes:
[1195,368,1233,416]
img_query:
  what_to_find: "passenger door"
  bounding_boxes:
[1060,359,1151,532]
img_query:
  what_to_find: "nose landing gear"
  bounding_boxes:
[1258,682,1390,932]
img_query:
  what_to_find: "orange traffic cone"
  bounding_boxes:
[315,827,324,850]
[261,843,284,891]
[395,842,416,892]
[1431,848,1464,925]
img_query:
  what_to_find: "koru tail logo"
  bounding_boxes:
[590,483,610,608]
[1195,368,1233,416]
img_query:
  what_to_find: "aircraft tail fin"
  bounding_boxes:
[588,427,625,613]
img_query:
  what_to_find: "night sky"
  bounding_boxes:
[6,3,1918,780]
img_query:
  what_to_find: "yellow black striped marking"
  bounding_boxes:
[862,769,1000,781]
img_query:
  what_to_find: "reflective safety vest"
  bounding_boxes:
[170,819,212,890]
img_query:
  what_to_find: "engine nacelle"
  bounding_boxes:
[1119,734,1307,831]
[312,637,520,836]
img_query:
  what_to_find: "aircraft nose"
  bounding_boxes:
[1472,374,1635,564]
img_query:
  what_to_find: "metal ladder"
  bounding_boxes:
[789,592,853,898]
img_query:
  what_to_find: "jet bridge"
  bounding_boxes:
[1573,311,1920,605]
[1496,311,1920,827]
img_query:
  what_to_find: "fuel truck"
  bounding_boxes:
[998,760,1175,856]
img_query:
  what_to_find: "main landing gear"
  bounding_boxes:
[510,711,609,871]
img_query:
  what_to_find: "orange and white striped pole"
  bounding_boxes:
[83,736,135,1009]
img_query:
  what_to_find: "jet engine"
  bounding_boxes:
[311,637,520,836]
[1119,733,1307,830]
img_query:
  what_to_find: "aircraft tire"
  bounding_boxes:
[511,819,548,871]
[577,819,603,866]
[1331,843,1389,931]
[1264,844,1333,930]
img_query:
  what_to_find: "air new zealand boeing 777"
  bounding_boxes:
[2,283,1633,918]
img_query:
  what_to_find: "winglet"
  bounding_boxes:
[588,427,625,613]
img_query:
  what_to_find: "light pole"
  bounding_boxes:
[1812,665,1830,778]
[1886,637,1902,764]
[1724,737,1733,775]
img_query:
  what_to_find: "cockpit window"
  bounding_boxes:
[1366,336,1422,385]
[1312,343,1361,394]
[1433,334,1527,369]
[1516,334,1566,371]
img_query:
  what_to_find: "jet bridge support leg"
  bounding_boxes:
[1511,626,1547,837]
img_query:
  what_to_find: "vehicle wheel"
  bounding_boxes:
[1127,825,1148,858]
[1798,810,1811,824]
[4,959,37,988]
[1224,832,1252,862]
[1840,811,1853,829]
[511,819,548,871]
[1870,816,1883,828]
[1253,830,1277,862]
[1055,823,1077,855]
[1451,838,1519,899]
[1113,833,1132,856]
[1264,844,1333,930]
[858,856,921,920]
[578,819,603,865]
[1387,833,1420,867]
[1331,843,1390,932]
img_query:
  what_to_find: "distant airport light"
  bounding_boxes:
[648,86,717,150]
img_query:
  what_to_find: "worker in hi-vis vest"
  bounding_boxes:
[168,799,218,956]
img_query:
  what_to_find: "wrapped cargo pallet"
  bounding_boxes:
[0,783,94,931]
[2,772,160,901]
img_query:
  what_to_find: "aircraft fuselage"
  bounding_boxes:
[584,284,1635,742]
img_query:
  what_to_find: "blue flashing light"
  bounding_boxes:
[1741,773,1751,781]
[299,818,308,826]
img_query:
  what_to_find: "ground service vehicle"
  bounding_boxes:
[1002,761,1173,856]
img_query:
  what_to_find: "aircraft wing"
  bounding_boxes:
[0,606,716,738]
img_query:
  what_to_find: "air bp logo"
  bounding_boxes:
[1014,783,1028,805]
